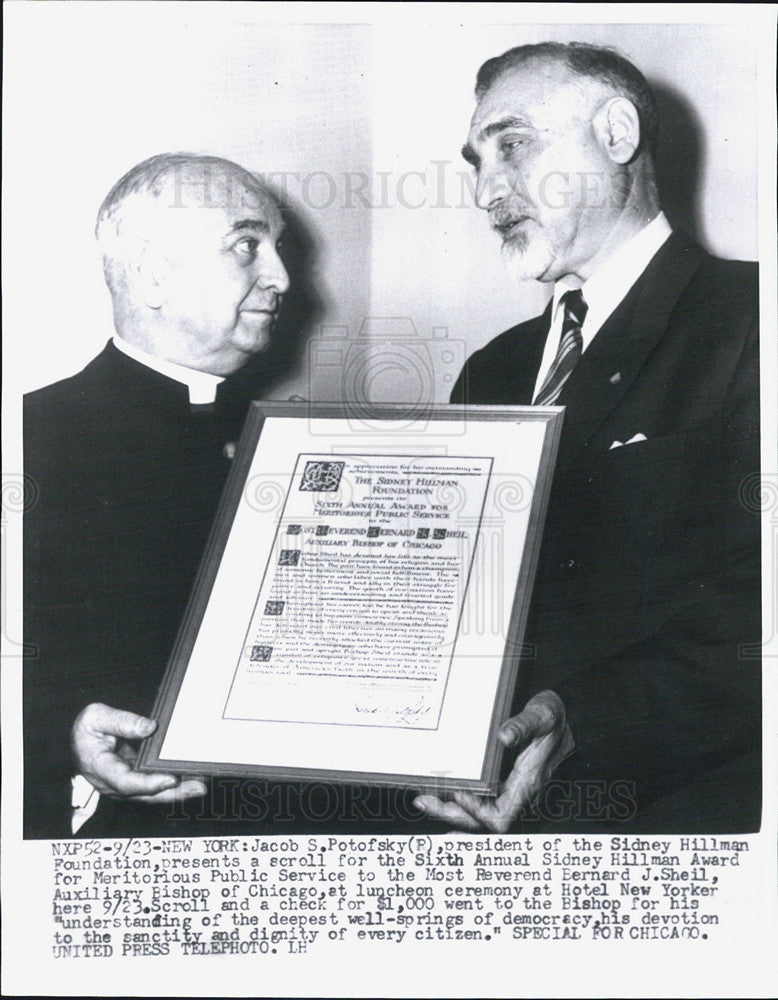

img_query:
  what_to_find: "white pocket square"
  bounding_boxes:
[609,433,648,450]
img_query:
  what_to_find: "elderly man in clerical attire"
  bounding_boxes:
[24,154,292,837]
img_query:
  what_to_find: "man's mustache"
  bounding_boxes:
[489,203,531,232]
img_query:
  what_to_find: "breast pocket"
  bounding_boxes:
[534,417,748,661]
[565,420,726,592]
[600,420,720,507]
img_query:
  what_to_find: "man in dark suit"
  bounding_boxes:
[415,43,760,833]
[24,153,291,838]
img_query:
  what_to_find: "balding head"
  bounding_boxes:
[96,153,274,293]
[95,153,289,376]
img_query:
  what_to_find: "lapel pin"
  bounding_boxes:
[609,372,622,384]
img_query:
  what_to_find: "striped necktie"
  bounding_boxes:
[533,288,588,405]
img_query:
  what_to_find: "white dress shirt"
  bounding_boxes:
[532,213,672,400]
[72,340,225,832]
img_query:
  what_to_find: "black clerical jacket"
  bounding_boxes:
[23,343,429,838]
[24,344,249,837]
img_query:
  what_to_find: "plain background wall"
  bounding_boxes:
[4,13,758,403]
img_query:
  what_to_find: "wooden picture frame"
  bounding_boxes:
[137,402,563,796]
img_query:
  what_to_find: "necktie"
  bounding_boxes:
[533,288,588,405]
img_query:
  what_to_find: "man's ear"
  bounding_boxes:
[593,96,641,164]
[122,237,169,309]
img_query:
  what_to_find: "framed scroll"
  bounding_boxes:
[137,402,563,795]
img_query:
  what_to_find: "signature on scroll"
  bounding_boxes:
[355,697,432,727]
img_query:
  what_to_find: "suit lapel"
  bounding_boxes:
[553,233,707,472]
[504,300,552,403]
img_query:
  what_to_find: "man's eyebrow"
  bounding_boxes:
[228,219,271,235]
[478,115,533,142]
[461,116,533,165]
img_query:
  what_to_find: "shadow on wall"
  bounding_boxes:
[230,190,326,401]
[651,80,705,249]
[235,78,709,407]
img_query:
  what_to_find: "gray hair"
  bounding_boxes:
[95,152,267,294]
[475,42,659,159]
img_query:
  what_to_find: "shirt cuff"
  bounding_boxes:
[71,775,100,834]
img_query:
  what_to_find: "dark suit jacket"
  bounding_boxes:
[24,342,430,838]
[450,232,761,832]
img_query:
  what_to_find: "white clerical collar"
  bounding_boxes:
[112,335,224,404]
[550,211,672,348]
